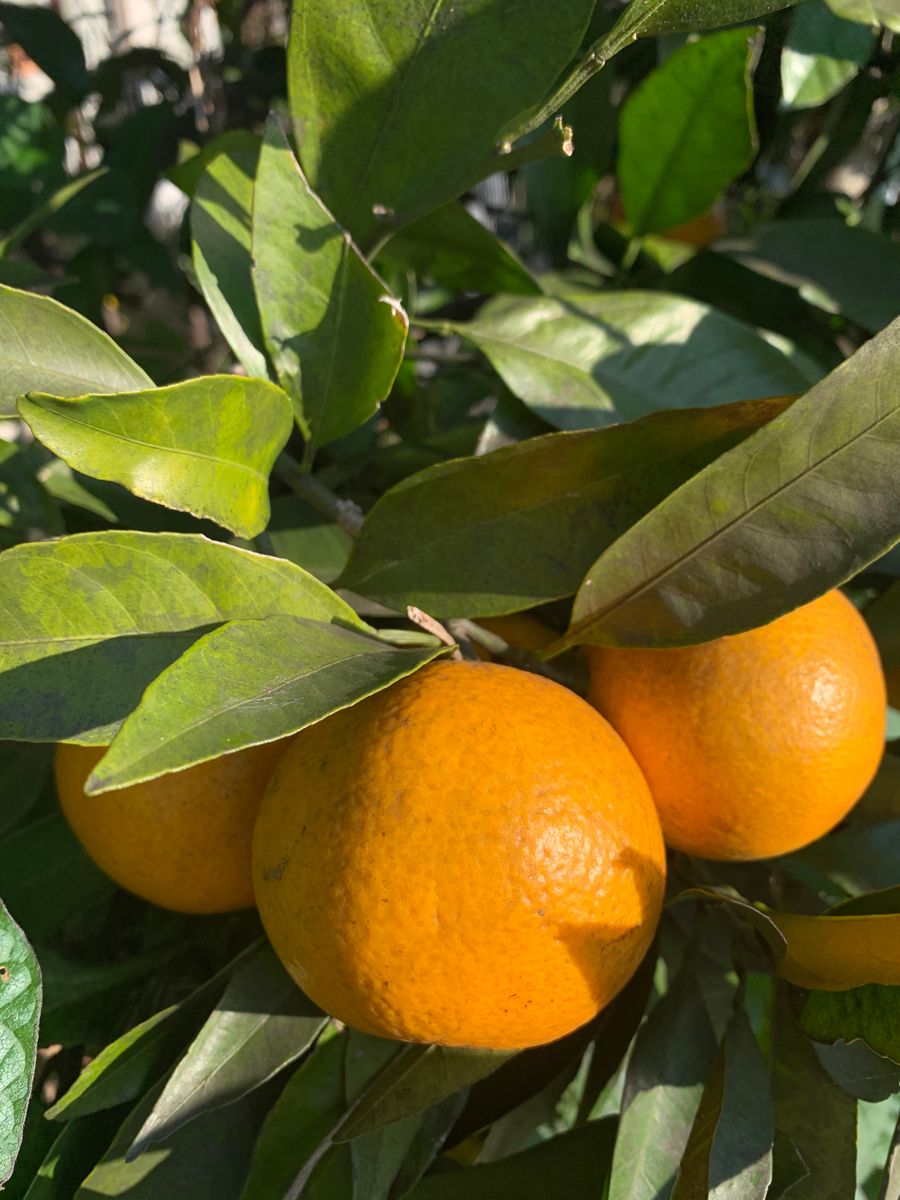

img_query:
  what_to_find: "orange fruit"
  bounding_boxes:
[586,590,886,862]
[56,741,288,913]
[253,661,665,1049]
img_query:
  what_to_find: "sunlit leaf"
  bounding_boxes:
[0,286,151,417]
[562,316,900,649]
[0,902,41,1186]
[19,377,293,539]
[619,30,756,236]
[252,119,408,453]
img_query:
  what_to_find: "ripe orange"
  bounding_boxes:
[56,741,288,913]
[253,661,665,1049]
[587,590,886,862]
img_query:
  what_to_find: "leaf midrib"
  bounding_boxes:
[570,394,899,639]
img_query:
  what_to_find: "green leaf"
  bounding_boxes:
[287,0,596,247]
[672,1004,773,1199]
[802,986,900,1068]
[0,814,113,941]
[38,946,170,1047]
[0,531,361,742]
[824,0,900,32]
[239,1033,345,1200]
[601,0,798,46]
[47,941,263,1122]
[781,0,876,110]
[171,130,259,198]
[335,1043,512,1142]
[252,119,408,454]
[0,742,52,837]
[787,822,900,896]
[0,285,152,417]
[88,617,446,792]
[608,953,718,1200]
[126,945,325,1161]
[73,1072,280,1199]
[263,495,353,584]
[341,396,793,615]
[19,1108,125,1200]
[191,138,269,379]
[0,901,41,1186]
[378,203,540,296]
[772,986,857,1200]
[406,1119,618,1199]
[618,29,756,237]
[450,291,817,431]
[0,441,61,540]
[345,1031,425,1200]
[722,219,900,333]
[873,1107,900,1200]
[19,376,293,539]
[814,1038,900,1102]
[386,1093,468,1197]
[561,316,900,650]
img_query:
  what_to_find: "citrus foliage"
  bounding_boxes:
[0,0,899,1196]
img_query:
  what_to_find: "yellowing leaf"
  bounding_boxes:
[769,909,900,990]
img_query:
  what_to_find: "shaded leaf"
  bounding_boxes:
[378,203,539,296]
[47,941,263,1122]
[608,953,718,1200]
[74,1072,280,1199]
[0,531,361,742]
[239,1032,345,1200]
[263,494,353,584]
[0,742,53,838]
[0,441,61,541]
[0,285,151,417]
[672,1004,773,1199]
[722,220,900,333]
[252,119,408,453]
[387,1093,469,1198]
[619,30,756,237]
[406,1119,617,1199]
[336,1042,512,1142]
[287,0,596,246]
[127,945,325,1160]
[787,821,900,896]
[38,946,170,1047]
[814,1038,900,1102]
[191,138,269,379]
[0,814,113,941]
[672,887,788,961]
[771,985,857,1200]
[562,315,900,650]
[19,1108,124,1200]
[342,396,793,615]
[781,1,876,110]
[0,901,41,1186]
[451,291,817,431]
[802,985,900,1065]
[19,376,293,539]
[89,617,445,792]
